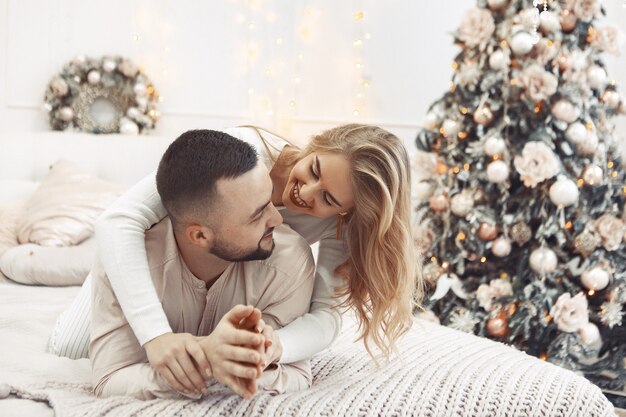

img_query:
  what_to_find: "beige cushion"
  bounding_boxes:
[16,160,125,246]
[0,238,95,286]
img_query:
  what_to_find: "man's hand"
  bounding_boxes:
[144,332,211,396]
[199,305,267,399]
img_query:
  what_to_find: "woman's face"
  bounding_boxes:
[281,151,354,218]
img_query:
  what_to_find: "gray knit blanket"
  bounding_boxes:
[0,285,617,417]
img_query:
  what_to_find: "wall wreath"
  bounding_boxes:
[43,55,160,134]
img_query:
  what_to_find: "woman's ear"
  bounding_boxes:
[185,224,213,249]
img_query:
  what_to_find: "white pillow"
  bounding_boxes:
[16,160,125,246]
[0,180,39,203]
[0,238,95,286]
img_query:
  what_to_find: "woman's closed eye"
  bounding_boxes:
[309,165,333,206]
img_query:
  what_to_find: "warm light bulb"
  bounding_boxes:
[354,11,365,20]
[356,92,363,99]
[248,88,254,95]
[276,38,283,45]
[133,34,139,41]
[353,110,359,116]
[353,39,363,47]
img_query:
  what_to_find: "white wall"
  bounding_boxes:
[1,0,625,152]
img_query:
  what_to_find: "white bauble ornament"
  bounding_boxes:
[492,237,512,257]
[41,103,52,112]
[134,83,147,96]
[510,32,535,55]
[602,90,620,109]
[549,177,579,207]
[489,49,510,70]
[484,136,506,156]
[551,99,581,123]
[72,54,86,67]
[423,112,440,130]
[587,66,607,90]
[0,383,10,399]
[539,11,560,33]
[442,119,461,137]
[450,192,474,217]
[582,165,603,186]
[102,59,116,73]
[581,267,610,290]
[529,247,558,274]
[565,122,587,143]
[487,160,509,183]
[58,106,74,121]
[487,0,508,10]
[87,70,101,85]
[120,118,139,135]
[576,132,598,156]
[414,181,435,201]
[578,322,601,348]
[126,107,141,119]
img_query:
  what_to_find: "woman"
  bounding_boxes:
[51,124,423,395]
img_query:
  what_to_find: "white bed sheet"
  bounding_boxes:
[0,280,87,417]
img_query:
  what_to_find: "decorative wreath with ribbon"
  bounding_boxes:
[43,55,160,134]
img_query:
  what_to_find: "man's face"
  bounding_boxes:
[209,162,283,262]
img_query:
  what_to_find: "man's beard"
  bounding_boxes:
[209,228,275,262]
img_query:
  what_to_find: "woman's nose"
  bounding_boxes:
[298,182,316,203]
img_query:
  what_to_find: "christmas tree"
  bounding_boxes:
[414,0,626,390]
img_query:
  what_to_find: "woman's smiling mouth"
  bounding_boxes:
[289,181,311,208]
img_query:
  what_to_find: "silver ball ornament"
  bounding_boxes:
[487,160,509,183]
[529,247,557,274]
[58,106,75,122]
[491,237,512,257]
[581,267,610,291]
[549,177,579,207]
[87,70,101,85]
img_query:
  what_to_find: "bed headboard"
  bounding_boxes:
[0,131,174,185]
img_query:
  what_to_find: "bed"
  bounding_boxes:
[0,131,618,416]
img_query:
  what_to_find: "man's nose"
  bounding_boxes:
[267,203,283,228]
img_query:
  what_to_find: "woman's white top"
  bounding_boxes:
[94,127,347,363]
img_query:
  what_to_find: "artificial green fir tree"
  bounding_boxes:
[415,0,625,390]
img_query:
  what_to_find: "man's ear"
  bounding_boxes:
[184,224,213,249]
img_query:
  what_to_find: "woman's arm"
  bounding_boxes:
[95,171,171,345]
[275,236,347,363]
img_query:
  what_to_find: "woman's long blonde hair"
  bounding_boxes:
[250,124,424,358]
[301,124,423,359]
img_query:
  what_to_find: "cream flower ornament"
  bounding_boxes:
[550,292,589,333]
[593,214,625,251]
[514,141,560,187]
[519,64,559,101]
[573,0,601,23]
[476,279,513,312]
[590,25,625,56]
[413,150,439,181]
[458,8,496,48]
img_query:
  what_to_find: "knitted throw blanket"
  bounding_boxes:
[6,318,616,417]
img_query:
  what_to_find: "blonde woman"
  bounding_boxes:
[51,124,423,396]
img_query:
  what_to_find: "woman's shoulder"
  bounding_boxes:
[280,209,338,245]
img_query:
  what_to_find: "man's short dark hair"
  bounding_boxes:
[156,129,258,225]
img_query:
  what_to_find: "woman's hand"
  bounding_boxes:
[144,332,212,396]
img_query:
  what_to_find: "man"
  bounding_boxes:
[89,130,315,400]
